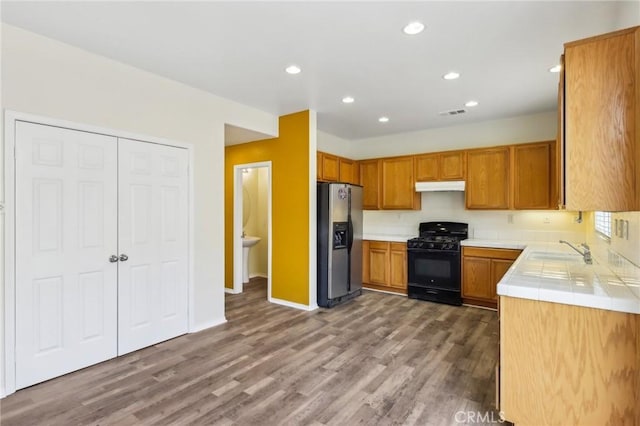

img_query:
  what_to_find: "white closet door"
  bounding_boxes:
[15,122,118,389]
[117,138,189,355]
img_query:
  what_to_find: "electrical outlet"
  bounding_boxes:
[543,217,551,224]
[507,214,514,224]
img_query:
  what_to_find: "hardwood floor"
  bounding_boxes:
[0,279,500,425]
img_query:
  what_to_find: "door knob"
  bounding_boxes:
[119,254,129,262]
[109,255,119,263]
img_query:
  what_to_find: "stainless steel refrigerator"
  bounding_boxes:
[317,182,363,308]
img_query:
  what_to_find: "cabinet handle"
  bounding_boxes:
[109,255,119,263]
[119,254,129,262]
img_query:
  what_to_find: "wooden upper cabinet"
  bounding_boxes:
[320,152,339,182]
[512,141,556,210]
[380,156,421,210]
[564,26,639,211]
[415,150,465,182]
[415,153,439,181]
[557,54,565,209]
[466,147,510,209]
[440,151,466,180]
[359,159,380,210]
[316,151,323,180]
[317,151,359,184]
[339,158,357,184]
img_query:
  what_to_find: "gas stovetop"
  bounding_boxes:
[407,237,461,250]
[407,221,468,251]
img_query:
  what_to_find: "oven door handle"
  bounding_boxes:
[408,249,459,255]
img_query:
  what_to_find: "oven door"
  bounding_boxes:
[407,249,460,291]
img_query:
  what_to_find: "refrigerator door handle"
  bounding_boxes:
[347,216,354,252]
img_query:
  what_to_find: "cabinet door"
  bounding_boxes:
[316,152,323,180]
[339,158,355,184]
[389,243,407,290]
[513,142,554,210]
[491,259,514,300]
[352,161,360,186]
[321,153,339,182]
[362,240,370,284]
[380,156,420,210]
[564,28,638,211]
[462,257,493,301]
[415,153,439,181]
[440,151,466,180]
[360,159,380,210]
[466,147,510,209]
[557,54,566,209]
[368,241,389,285]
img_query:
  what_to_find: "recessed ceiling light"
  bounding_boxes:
[285,65,301,75]
[549,65,562,73]
[465,100,479,107]
[342,96,355,104]
[443,72,460,80]
[403,21,425,35]
[378,116,390,123]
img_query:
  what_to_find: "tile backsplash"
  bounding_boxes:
[363,191,586,242]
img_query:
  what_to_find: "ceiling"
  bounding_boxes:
[2,1,637,142]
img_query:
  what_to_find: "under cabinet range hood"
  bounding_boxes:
[415,181,465,192]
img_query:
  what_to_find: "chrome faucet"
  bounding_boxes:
[559,240,593,264]
[241,231,246,238]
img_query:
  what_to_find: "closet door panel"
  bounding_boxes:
[15,122,118,389]
[117,138,189,355]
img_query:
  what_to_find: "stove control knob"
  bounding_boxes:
[428,243,435,249]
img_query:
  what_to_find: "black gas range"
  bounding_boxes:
[407,222,468,306]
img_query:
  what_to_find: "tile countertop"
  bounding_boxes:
[363,234,414,243]
[462,239,640,314]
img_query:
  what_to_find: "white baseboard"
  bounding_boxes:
[249,273,268,279]
[190,317,227,333]
[225,287,240,294]
[269,297,318,311]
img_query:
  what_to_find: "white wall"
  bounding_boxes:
[317,130,353,158]
[350,111,557,159]
[1,24,278,393]
[365,192,586,242]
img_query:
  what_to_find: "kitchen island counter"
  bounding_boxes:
[462,240,640,314]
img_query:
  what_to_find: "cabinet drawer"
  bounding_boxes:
[463,247,522,261]
[369,241,389,250]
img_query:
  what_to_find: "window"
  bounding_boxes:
[594,211,612,238]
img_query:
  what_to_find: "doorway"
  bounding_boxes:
[233,162,272,299]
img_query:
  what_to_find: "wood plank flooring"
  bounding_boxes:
[0,279,500,425]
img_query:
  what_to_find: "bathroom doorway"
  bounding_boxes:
[233,162,272,298]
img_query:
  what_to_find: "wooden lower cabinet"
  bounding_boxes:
[462,247,521,309]
[500,296,640,425]
[362,240,407,294]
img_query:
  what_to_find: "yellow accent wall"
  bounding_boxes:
[225,110,310,305]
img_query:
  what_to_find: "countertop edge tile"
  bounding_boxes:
[461,239,528,250]
[363,234,414,243]
[493,241,640,315]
